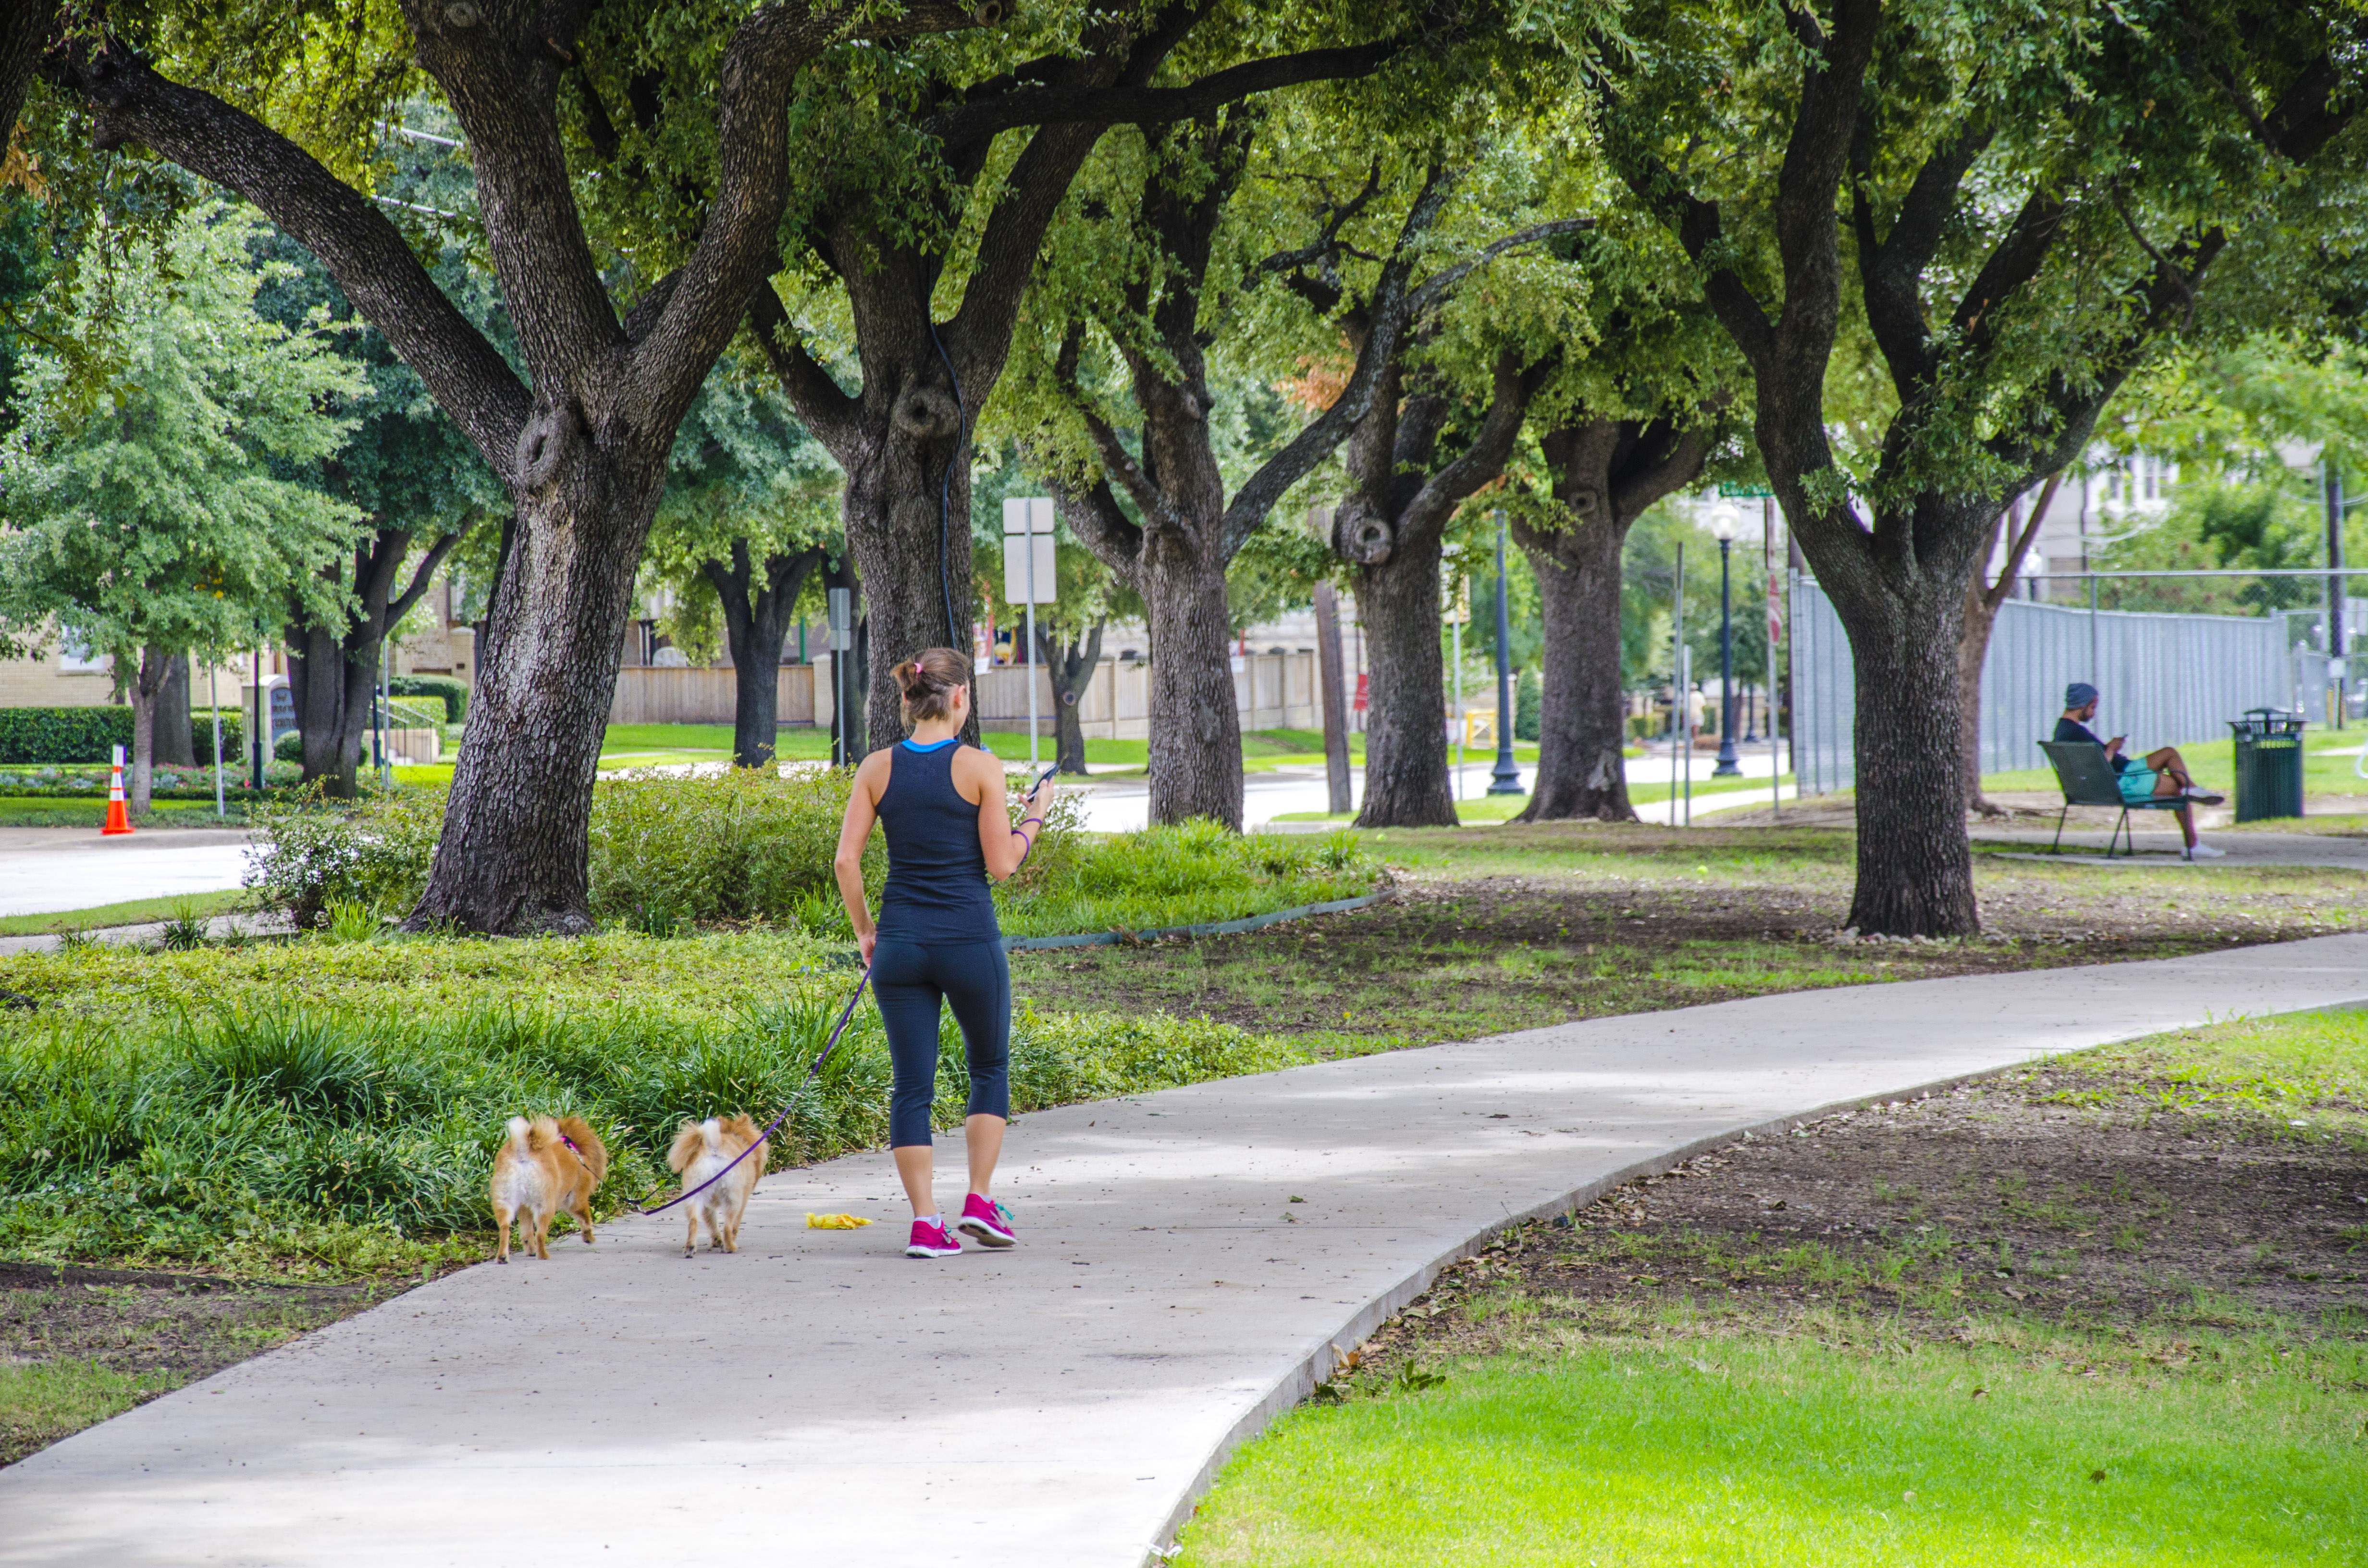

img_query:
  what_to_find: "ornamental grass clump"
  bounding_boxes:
[0,930,1306,1275]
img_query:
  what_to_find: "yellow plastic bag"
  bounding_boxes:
[805,1212,872,1229]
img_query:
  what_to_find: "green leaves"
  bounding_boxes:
[0,201,369,661]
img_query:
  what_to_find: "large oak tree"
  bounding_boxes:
[1595,0,2362,934]
[13,0,987,932]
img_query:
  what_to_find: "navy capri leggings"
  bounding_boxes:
[872,938,1011,1148]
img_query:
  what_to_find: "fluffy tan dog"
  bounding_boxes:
[665,1114,767,1257]
[490,1115,608,1263]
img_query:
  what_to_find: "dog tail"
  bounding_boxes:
[556,1116,608,1185]
[722,1113,769,1176]
[666,1117,712,1175]
[504,1115,534,1157]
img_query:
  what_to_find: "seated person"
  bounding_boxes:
[2055,682,2224,859]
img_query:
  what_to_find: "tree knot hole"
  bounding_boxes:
[892,383,962,441]
[514,397,584,490]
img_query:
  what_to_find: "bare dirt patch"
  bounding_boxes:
[1347,1061,2368,1386]
[0,1263,426,1465]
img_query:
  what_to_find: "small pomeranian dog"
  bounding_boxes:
[666,1114,768,1257]
[490,1115,608,1263]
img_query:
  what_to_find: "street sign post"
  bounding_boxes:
[1004,498,1057,771]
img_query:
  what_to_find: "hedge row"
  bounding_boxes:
[388,675,468,723]
[0,707,245,766]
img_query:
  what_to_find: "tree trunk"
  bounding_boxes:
[1831,560,1980,936]
[405,461,665,935]
[127,645,169,814]
[288,525,471,800]
[152,651,195,767]
[1514,514,1636,822]
[1959,582,2004,815]
[287,620,373,799]
[838,388,976,753]
[1037,619,1104,776]
[708,541,825,770]
[1313,581,1352,815]
[1138,538,1244,828]
[1353,546,1455,828]
[1510,416,1711,822]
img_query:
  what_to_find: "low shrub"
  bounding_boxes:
[0,934,1306,1274]
[388,674,469,723]
[244,787,446,929]
[245,777,1372,939]
[0,707,245,767]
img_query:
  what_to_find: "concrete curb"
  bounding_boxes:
[1141,988,2368,1563]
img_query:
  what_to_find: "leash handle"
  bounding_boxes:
[628,963,873,1217]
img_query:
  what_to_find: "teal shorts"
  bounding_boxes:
[2116,765,2161,805]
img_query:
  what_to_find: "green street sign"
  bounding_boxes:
[1717,483,1775,499]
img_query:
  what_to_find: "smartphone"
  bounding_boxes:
[1032,763,1060,791]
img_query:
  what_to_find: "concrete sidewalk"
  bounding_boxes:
[6,936,2366,1566]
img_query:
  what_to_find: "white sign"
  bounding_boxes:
[1002,497,1056,604]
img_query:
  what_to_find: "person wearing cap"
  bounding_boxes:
[2054,682,2225,859]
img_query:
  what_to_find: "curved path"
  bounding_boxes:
[6,935,2366,1566]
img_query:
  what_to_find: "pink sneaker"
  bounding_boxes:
[957,1193,1017,1248]
[905,1218,962,1259]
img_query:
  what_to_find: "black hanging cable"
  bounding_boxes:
[927,317,967,649]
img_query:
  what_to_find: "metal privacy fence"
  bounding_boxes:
[1787,578,2291,794]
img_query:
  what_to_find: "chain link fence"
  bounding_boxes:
[1787,570,2366,795]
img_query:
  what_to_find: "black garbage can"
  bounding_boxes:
[2228,708,2306,822]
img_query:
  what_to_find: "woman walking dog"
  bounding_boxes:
[833,648,1055,1259]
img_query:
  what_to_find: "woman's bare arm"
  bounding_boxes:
[964,749,1053,880]
[834,751,889,961]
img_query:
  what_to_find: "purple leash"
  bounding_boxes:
[627,962,873,1216]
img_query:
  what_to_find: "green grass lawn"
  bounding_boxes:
[0,890,248,939]
[1179,1333,2365,1567]
[1175,1007,2368,1566]
[0,1358,176,1468]
[0,797,248,828]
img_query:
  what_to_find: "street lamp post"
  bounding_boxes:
[1708,505,1742,776]
[1488,510,1523,795]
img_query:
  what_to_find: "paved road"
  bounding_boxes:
[0,828,252,917]
[1075,748,1788,832]
[6,935,2365,1567]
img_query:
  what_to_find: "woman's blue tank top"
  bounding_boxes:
[875,739,999,943]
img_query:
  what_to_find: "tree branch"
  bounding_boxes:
[45,40,531,478]
[0,0,55,159]
[1048,473,1145,586]
[1393,346,1554,550]
[1857,118,1995,403]
[923,32,1414,146]
[623,0,987,433]
[1606,420,1716,523]
[1981,470,2061,612]
[1406,218,1593,319]
[1219,163,1457,560]
[749,280,860,459]
[387,527,474,631]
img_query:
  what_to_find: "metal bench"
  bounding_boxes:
[2037,739,2185,857]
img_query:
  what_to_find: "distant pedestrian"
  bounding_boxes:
[2055,682,2225,860]
[833,647,1056,1258]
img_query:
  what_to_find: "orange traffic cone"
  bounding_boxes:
[102,743,134,835]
